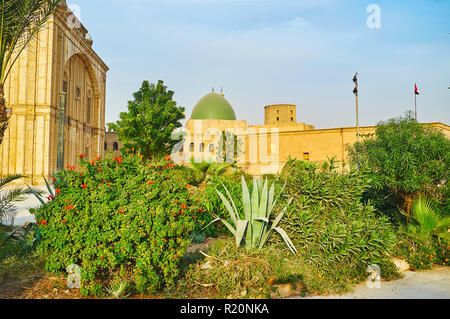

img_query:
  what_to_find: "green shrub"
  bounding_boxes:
[276,159,398,277]
[32,153,203,296]
[393,228,450,270]
[347,112,450,220]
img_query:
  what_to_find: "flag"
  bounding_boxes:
[415,83,420,95]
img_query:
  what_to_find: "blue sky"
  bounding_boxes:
[67,0,450,128]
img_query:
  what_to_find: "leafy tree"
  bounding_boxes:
[348,112,450,219]
[108,80,185,159]
[0,0,61,145]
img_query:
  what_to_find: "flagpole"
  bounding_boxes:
[353,73,359,143]
[414,83,418,121]
[415,92,417,121]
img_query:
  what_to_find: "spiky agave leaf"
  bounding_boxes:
[241,175,252,249]
[215,188,238,225]
[252,178,268,247]
[273,227,298,254]
[235,220,249,248]
[43,176,54,198]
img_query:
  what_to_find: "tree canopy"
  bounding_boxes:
[108,80,185,158]
[348,112,450,216]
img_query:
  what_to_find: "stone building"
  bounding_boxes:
[104,128,123,157]
[0,3,108,184]
[178,89,450,176]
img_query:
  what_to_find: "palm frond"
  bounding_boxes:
[1,0,61,84]
[0,174,23,188]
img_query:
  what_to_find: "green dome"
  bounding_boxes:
[190,92,237,120]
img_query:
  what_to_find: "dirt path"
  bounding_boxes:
[300,266,450,299]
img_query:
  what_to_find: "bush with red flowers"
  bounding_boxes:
[32,152,202,296]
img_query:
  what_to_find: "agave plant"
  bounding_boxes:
[209,175,297,254]
[401,196,450,242]
[27,176,54,205]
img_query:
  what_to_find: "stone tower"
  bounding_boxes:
[264,104,297,125]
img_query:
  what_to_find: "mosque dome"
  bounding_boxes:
[190,90,237,120]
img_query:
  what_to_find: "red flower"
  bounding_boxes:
[174,200,179,204]
[179,210,184,215]
[98,167,102,172]
[164,154,171,161]
[62,220,67,224]
[195,200,200,204]
[119,209,125,214]
[186,184,192,189]
[52,177,57,182]
[47,195,55,201]
[40,220,47,225]
[78,153,86,158]
[198,209,204,213]
[81,184,87,189]
[65,205,74,210]
[55,188,61,194]
[100,256,105,260]
[181,204,187,209]
[148,181,154,185]
[90,160,96,165]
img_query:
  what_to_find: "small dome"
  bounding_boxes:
[190,91,236,120]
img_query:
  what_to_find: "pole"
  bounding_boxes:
[415,91,417,121]
[56,92,67,171]
[356,93,359,143]
[353,73,359,143]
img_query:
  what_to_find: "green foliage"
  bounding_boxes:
[32,153,203,296]
[277,158,397,268]
[198,174,245,237]
[401,196,450,242]
[212,176,297,254]
[107,80,185,159]
[0,223,41,255]
[393,228,450,270]
[184,238,301,299]
[187,157,236,186]
[183,238,400,299]
[347,112,450,218]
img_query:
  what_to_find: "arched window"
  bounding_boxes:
[200,143,204,152]
[189,143,194,152]
[209,144,215,153]
[113,142,119,151]
[104,142,108,151]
